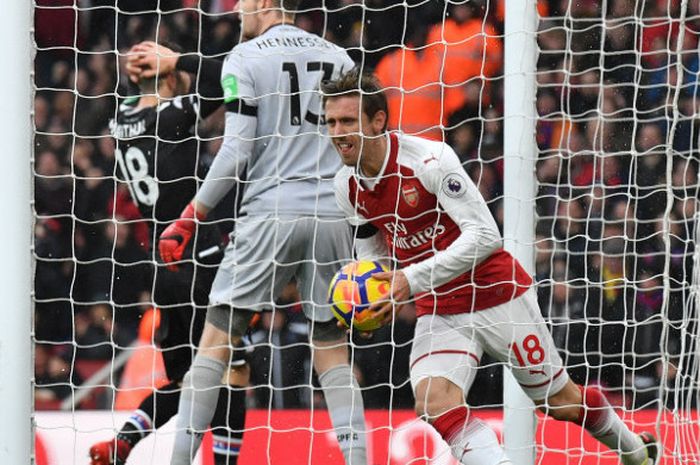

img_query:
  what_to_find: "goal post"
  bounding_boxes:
[502,0,539,464]
[0,1,33,464]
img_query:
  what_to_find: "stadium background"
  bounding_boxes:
[33,0,698,460]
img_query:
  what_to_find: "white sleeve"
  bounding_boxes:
[355,232,389,262]
[333,172,365,227]
[334,173,390,262]
[195,51,257,209]
[401,147,502,294]
[195,112,256,209]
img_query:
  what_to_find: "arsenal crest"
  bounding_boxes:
[402,185,419,207]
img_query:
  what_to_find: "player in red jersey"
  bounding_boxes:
[322,70,659,465]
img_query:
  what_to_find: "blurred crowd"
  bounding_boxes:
[34,0,699,412]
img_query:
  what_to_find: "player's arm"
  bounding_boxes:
[159,52,257,269]
[159,113,255,270]
[128,41,225,118]
[195,51,257,211]
[334,174,389,261]
[400,148,502,295]
[176,53,225,118]
[354,224,388,261]
[195,110,255,205]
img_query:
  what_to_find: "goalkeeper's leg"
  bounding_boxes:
[210,356,250,465]
[539,381,658,465]
[170,307,254,465]
[313,320,368,465]
[89,372,251,465]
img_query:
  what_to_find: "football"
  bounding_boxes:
[328,260,390,331]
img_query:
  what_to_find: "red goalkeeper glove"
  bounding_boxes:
[158,203,205,271]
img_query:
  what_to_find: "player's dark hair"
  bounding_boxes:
[321,68,389,132]
[273,0,301,14]
[139,76,159,94]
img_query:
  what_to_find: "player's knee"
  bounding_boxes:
[538,380,583,423]
[414,397,431,419]
[413,392,458,420]
[413,377,465,420]
[181,368,194,389]
[205,305,255,339]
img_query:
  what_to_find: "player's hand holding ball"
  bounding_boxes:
[369,268,410,326]
[328,260,395,332]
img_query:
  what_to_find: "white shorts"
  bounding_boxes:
[409,289,569,401]
[209,215,352,322]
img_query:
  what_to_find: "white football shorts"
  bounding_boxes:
[409,288,569,401]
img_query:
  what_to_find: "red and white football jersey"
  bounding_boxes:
[334,132,532,316]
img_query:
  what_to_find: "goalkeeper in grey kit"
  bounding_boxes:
[158,1,368,464]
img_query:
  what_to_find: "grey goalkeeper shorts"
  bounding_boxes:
[208,214,352,323]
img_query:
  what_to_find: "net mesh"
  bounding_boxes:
[32,1,699,464]
[533,0,700,462]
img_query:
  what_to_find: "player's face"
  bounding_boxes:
[325,95,384,167]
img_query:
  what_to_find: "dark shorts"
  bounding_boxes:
[154,260,213,380]
[153,226,248,380]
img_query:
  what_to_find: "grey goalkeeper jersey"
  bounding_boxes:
[196,24,354,218]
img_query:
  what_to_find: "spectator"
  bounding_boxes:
[589,237,631,389]
[31,0,700,414]
[569,70,600,119]
[544,261,591,385]
[633,123,667,233]
[375,22,464,140]
[75,304,120,361]
[427,2,503,88]
[34,150,71,217]
[537,89,573,154]
[553,198,589,280]
[35,344,83,408]
[448,114,480,163]
[34,218,73,343]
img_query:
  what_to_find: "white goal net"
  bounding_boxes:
[31,1,699,464]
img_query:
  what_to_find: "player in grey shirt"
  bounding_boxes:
[158,1,367,465]
[198,19,352,218]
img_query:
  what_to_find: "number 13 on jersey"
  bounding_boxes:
[282,61,334,126]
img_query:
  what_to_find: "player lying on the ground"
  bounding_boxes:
[157,1,369,464]
[322,69,659,465]
[89,41,251,465]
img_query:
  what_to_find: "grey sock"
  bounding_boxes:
[170,355,227,465]
[319,365,367,465]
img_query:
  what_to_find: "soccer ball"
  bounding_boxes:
[328,260,390,331]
